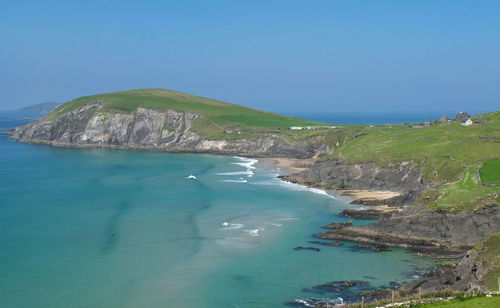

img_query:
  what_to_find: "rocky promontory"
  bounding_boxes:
[318,205,500,258]
[11,102,320,158]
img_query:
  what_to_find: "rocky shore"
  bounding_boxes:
[317,205,500,258]
[10,103,325,158]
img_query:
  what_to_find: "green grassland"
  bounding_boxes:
[409,295,500,308]
[480,159,500,185]
[49,89,499,211]
[353,294,500,308]
[50,88,326,139]
[482,232,500,290]
[321,111,500,211]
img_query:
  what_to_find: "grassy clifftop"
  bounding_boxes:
[320,111,500,211]
[49,88,324,138]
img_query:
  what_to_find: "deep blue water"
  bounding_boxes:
[0,120,439,307]
[286,111,451,124]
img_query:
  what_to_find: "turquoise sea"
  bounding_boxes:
[0,120,439,307]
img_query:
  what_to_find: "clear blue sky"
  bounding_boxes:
[1,0,499,116]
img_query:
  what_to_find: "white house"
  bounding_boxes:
[290,126,303,130]
[461,118,473,126]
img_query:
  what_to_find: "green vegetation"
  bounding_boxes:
[482,232,500,290]
[321,111,500,211]
[351,293,500,308]
[480,159,500,185]
[423,164,499,211]
[409,295,500,307]
[50,88,324,138]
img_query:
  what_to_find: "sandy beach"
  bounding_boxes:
[269,157,401,203]
[268,157,317,175]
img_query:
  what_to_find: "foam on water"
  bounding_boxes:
[278,217,300,221]
[222,179,248,183]
[243,228,262,236]
[252,177,336,199]
[232,156,258,170]
[221,222,245,230]
[216,170,254,176]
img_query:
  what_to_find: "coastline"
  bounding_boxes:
[268,156,402,205]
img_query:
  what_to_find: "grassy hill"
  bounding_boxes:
[49,88,326,139]
[319,111,500,211]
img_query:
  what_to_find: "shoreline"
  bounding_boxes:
[268,156,403,205]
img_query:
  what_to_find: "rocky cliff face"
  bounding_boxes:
[281,160,430,204]
[318,205,500,257]
[11,102,317,158]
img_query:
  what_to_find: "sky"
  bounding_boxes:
[1,0,499,118]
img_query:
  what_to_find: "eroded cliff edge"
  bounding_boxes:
[11,102,321,158]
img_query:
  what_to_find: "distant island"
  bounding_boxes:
[0,102,60,119]
[8,88,500,303]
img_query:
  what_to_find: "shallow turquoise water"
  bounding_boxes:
[0,121,439,307]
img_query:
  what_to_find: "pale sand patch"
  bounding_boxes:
[268,157,317,174]
[338,189,401,201]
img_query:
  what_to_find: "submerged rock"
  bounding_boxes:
[294,246,320,252]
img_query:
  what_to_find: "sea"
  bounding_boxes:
[0,119,440,308]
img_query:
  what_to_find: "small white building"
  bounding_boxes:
[290,126,303,130]
[461,118,473,126]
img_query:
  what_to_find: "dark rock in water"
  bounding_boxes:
[318,205,500,258]
[293,279,396,307]
[363,276,377,280]
[339,208,395,220]
[372,244,391,252]
[294,246,320,252]
[352,243,391,252]
[323,221,352,230]
[308,240,342,247]
[307,240,342,247]
[328,241,342,247]
[306,280,371,295]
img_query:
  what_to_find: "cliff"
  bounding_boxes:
[11,90,326,158]
[280,159,431,204]
[318,205,500,257]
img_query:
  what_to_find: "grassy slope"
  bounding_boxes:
[482,233,500,290]
[480,159,500,185]
[49,88,325,139]
[321,111,500,211]
[414,295,500,307]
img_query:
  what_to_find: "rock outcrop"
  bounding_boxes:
[280,159,430,204]
[11,102,318,158]
[318,205,500,257]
